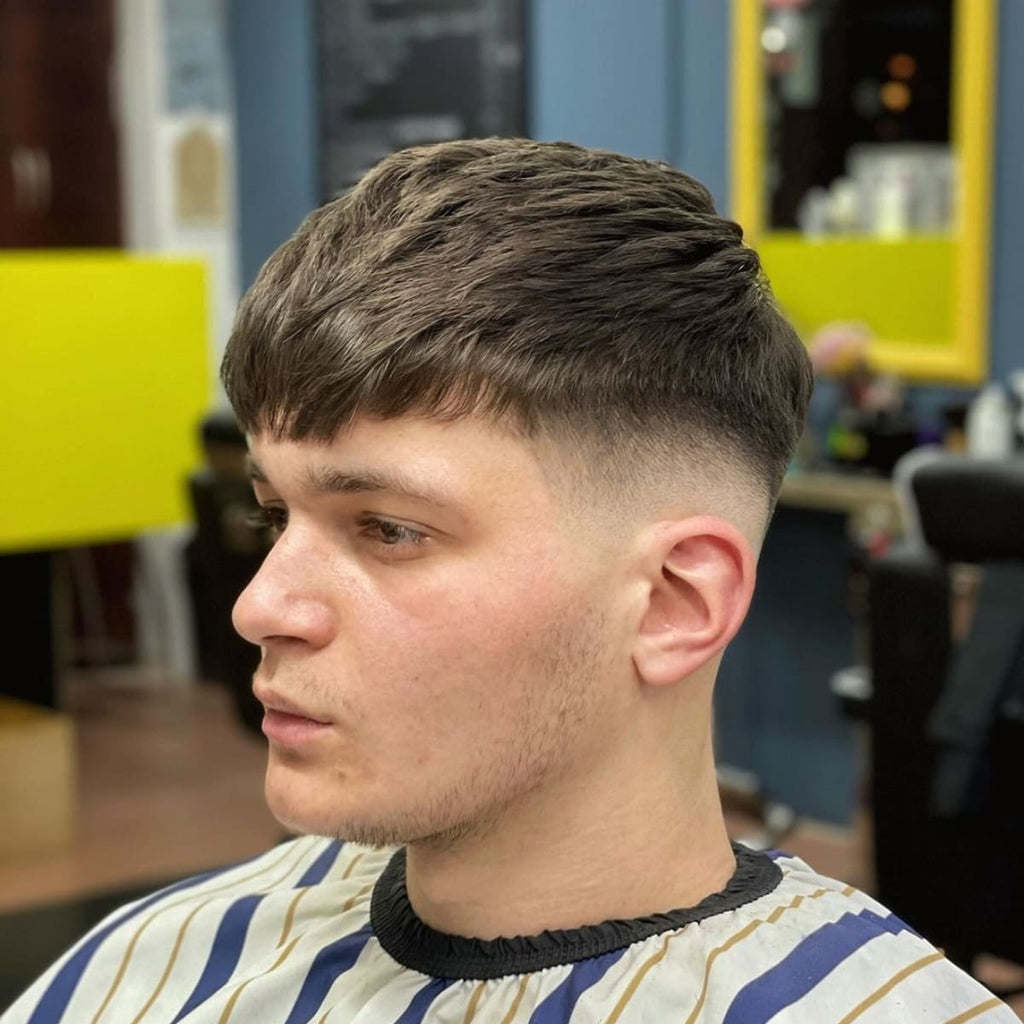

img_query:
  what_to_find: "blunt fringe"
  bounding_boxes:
[221,138,813,505]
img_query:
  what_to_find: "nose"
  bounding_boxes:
[232,536,335,650]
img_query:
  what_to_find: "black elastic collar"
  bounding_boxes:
[371,842,782,980]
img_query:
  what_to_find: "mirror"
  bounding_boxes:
[764,0,953,236]
[731,0,996,383]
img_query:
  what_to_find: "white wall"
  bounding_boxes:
[115,0,239,403]
[114,0,241,680]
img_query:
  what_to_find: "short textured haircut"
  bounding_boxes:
[222,138,812,513]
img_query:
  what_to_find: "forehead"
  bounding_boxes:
[246,414,559,509]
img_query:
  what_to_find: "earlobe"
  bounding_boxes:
[633,518,755,688]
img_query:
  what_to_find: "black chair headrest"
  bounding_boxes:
[911,457,1024,563]
[199,410,247,450]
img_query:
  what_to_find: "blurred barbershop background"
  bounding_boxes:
[2,0,1023,1011]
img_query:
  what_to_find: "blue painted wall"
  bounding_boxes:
[675,0,730,210]
[988,0,1024,380]
[529,0,731,207]
[226,0,319,289]
[529,0,672,162]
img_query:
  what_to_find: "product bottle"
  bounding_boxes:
[965,383,1015,458]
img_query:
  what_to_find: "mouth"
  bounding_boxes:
[254,687,332,746]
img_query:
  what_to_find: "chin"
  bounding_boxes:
[263,752,500,848]
[264,766,344,838]
[263,762,399,845]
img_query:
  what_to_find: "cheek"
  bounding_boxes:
[350,552,579,728]
[375,550,572,660]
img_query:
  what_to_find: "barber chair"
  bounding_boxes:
[867,456,1024,974]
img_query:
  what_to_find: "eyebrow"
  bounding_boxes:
[247,457,453,508]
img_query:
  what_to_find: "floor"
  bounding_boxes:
[0,669,282,916]
[1,668,1021,1015]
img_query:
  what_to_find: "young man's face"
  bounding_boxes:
[233,415,632,845]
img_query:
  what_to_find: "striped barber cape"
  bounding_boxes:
[2,836,1014,1023]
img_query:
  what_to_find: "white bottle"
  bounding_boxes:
[965,383,1015,459]
[874,166,911,239]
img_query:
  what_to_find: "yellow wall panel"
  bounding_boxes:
[0,253,210,550]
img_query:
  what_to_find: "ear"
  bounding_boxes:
[632,516,756,688]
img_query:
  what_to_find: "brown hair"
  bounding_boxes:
[222,138,812,510]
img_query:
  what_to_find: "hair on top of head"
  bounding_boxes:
[222,137,813,511]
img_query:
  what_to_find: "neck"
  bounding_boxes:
[403,719,735,940]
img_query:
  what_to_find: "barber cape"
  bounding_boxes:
[4,836,1013,1023]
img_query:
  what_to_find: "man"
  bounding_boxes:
[6,139,1014,1023]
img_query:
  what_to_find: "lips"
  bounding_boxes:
[254,687,331,724]
[254,688,332,746]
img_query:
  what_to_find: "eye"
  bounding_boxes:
[359,516,427,549]
[248,505,288,539]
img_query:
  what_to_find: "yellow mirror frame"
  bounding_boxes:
[730,0,996,383]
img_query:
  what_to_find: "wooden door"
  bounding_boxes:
[0,0,120,248]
